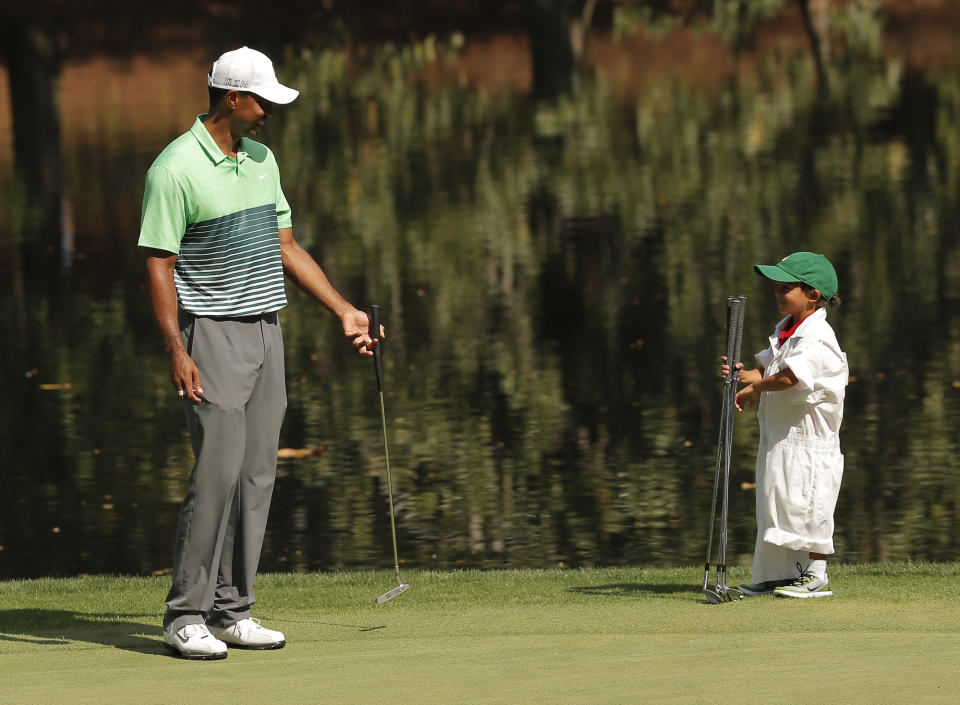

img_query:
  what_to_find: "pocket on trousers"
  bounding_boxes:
[812,452,844,528]
[178,309,197,354]
[773,445,812,533]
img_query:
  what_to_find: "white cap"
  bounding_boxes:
[207,46,299,104]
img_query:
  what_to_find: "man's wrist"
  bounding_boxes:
[336,304,358,319]
[165,341,188,358]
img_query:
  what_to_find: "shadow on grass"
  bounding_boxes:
[0,610,162,657]
[567,583,700,597]
[281,620,386,632]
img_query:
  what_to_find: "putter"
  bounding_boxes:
[703,295,746,604]
[369,305,410,605]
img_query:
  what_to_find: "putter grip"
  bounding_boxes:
[370,305,384,392]
[724,296,746,383]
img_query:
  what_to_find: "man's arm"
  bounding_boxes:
[278,227,379,355]
[144,248,204,402]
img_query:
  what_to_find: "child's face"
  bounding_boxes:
[774,282,817,319]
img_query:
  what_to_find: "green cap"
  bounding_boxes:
[754,252,838,299]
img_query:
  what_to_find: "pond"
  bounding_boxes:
[1,5,959,579]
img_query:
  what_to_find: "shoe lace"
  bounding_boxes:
[180,623,209,639]
[791,562,817,586]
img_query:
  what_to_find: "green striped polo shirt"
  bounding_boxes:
[138,115,292,317]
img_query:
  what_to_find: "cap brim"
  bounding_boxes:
[754,264,800,283]
[251,83,299,105]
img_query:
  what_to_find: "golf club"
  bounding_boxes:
[703,295,746,604]
[369,305,410,604]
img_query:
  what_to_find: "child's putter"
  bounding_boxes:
[369,305,410,604]
[703,295,746,604]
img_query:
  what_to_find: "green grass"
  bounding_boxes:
[2,563,959,704]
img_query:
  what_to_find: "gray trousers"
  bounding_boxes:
[164,311,286,631]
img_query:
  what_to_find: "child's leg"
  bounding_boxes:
[807,552,829,578]
[751,536,808,583]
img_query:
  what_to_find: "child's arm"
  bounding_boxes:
[734,368,799,411]
[719,358,764,386]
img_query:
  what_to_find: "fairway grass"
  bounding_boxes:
[1,563,958,704]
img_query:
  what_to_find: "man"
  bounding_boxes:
[139,46,378,660]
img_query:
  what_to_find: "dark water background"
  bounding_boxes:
[1,2,959,579]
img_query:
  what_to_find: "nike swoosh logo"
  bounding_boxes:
[259,174,268,180]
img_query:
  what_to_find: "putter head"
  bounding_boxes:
[704,586,743,604]
[376,583,410,604]
[722,587,744,601]
[703,588,724,604]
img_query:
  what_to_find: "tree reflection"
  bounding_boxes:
[1,4,959,578]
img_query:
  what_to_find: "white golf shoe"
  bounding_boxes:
[162,623,228,660]
[209,618,286,649]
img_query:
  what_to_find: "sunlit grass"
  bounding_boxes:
[1,564,959,704]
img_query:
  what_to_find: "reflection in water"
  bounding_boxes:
[1,7,959,579]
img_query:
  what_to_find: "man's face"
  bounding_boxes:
[231,92,274,137]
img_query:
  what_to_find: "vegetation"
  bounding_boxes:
[1,3,959,578]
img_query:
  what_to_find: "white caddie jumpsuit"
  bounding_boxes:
[750,307,848,583]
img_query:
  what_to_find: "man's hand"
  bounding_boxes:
[169,349,204,402]
[342,309,384,356]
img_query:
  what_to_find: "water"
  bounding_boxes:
[2,7,959,579]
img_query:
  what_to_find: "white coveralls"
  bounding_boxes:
[750,308,848,583]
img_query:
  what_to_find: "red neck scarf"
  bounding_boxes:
[778,313,813,346]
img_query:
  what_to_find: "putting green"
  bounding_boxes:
[1,564,957,704]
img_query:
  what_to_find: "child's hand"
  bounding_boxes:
[719,356,743,380]
[735,384,761,411]
[720,357,764,386]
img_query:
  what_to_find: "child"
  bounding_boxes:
[721,252,848,598]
